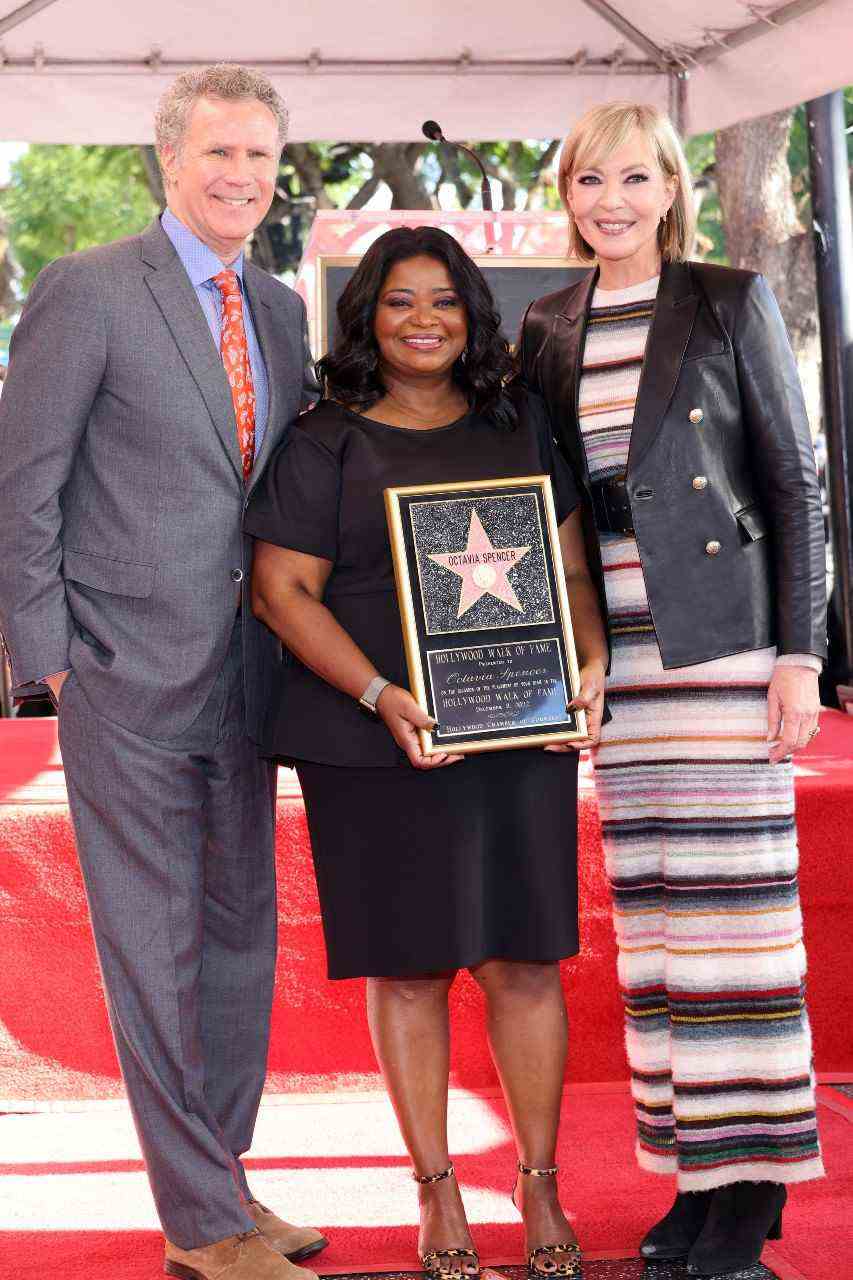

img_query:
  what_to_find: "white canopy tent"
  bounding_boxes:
[0,0,851,144]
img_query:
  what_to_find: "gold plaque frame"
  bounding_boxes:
[385,474,587,756]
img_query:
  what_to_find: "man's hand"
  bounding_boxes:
[43,669,71,708]
[767,666,821,764]
[376,684,464,770]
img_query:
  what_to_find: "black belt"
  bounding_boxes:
[590,476,635,535]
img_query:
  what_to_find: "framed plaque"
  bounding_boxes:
[385,475,587,756]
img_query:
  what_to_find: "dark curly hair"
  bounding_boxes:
[316,226,517,429]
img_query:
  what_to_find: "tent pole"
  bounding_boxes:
[0,0,61,38]
[578,0,670,69]
[669,70,689,135]
[806,90,853,695]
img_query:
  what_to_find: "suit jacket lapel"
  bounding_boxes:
[628,261,699,473]
[140,221,244,483]
[547,270,597,487]
[243,265,296,492]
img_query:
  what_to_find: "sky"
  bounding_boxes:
[0,142,27,183]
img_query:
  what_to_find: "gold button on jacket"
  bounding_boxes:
[692,475,708,490]
[705,539,722,556]
[689,407,704,424]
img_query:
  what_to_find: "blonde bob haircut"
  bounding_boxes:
[557,102,695,264]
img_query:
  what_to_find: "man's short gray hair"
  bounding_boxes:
[154,63,288,172]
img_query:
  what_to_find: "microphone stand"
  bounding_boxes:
[422,120,496,251]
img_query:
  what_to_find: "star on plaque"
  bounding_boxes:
[428,509,531,618]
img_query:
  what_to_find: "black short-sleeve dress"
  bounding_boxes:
[245,392,583,979]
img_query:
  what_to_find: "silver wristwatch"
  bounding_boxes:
[358,676,391,714]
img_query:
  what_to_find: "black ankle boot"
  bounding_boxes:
[687,1181,786,1276]
[639,1190,714,1261]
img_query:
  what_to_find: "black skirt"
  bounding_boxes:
[296,748,580,979]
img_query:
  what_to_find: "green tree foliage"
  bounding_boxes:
[688,89,853,265]
[257,139,563,275]
[685,132,724,262]
[423,139,563,211]
[3,94,851,289]
[1,145,157,291]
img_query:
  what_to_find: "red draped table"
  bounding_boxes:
[1,710,851,1102]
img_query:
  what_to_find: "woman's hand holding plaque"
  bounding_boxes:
[376,684,465,770]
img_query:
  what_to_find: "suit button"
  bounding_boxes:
[689,407,704,424]
[692,475,708,490]
[231,568,244,583]
[705,540,722,556]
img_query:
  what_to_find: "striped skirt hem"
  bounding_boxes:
[637,1143,825,1189]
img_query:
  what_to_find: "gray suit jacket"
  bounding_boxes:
[0,218,315,740]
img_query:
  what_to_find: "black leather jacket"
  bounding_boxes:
[519,260,827,668]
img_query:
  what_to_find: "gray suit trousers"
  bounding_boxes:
[58,620,277,1248]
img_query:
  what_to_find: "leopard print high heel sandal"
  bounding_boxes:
[512,1162,582,1280]
[414,1164,480,1280]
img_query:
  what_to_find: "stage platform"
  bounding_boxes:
[1,710,851,1105]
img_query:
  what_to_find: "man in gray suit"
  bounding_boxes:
[0,65,327,1280]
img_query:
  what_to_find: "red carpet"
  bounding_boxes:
[1,710,852,1103]
[1,715,851,1279]
[0,1082,851,1280]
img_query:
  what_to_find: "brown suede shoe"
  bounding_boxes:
[164,1228,320,1280]
[246,1201,329,1263]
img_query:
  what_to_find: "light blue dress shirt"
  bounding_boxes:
[161,208,269,455]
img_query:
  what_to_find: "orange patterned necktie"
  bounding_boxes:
[213,269,255,485]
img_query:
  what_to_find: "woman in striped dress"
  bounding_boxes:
[519,103,826,1278]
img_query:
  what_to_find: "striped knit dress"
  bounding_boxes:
[581,276,824,1190]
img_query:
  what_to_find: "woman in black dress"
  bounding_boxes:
[245,228,607,1280]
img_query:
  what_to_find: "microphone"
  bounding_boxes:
[421,119,493,212]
